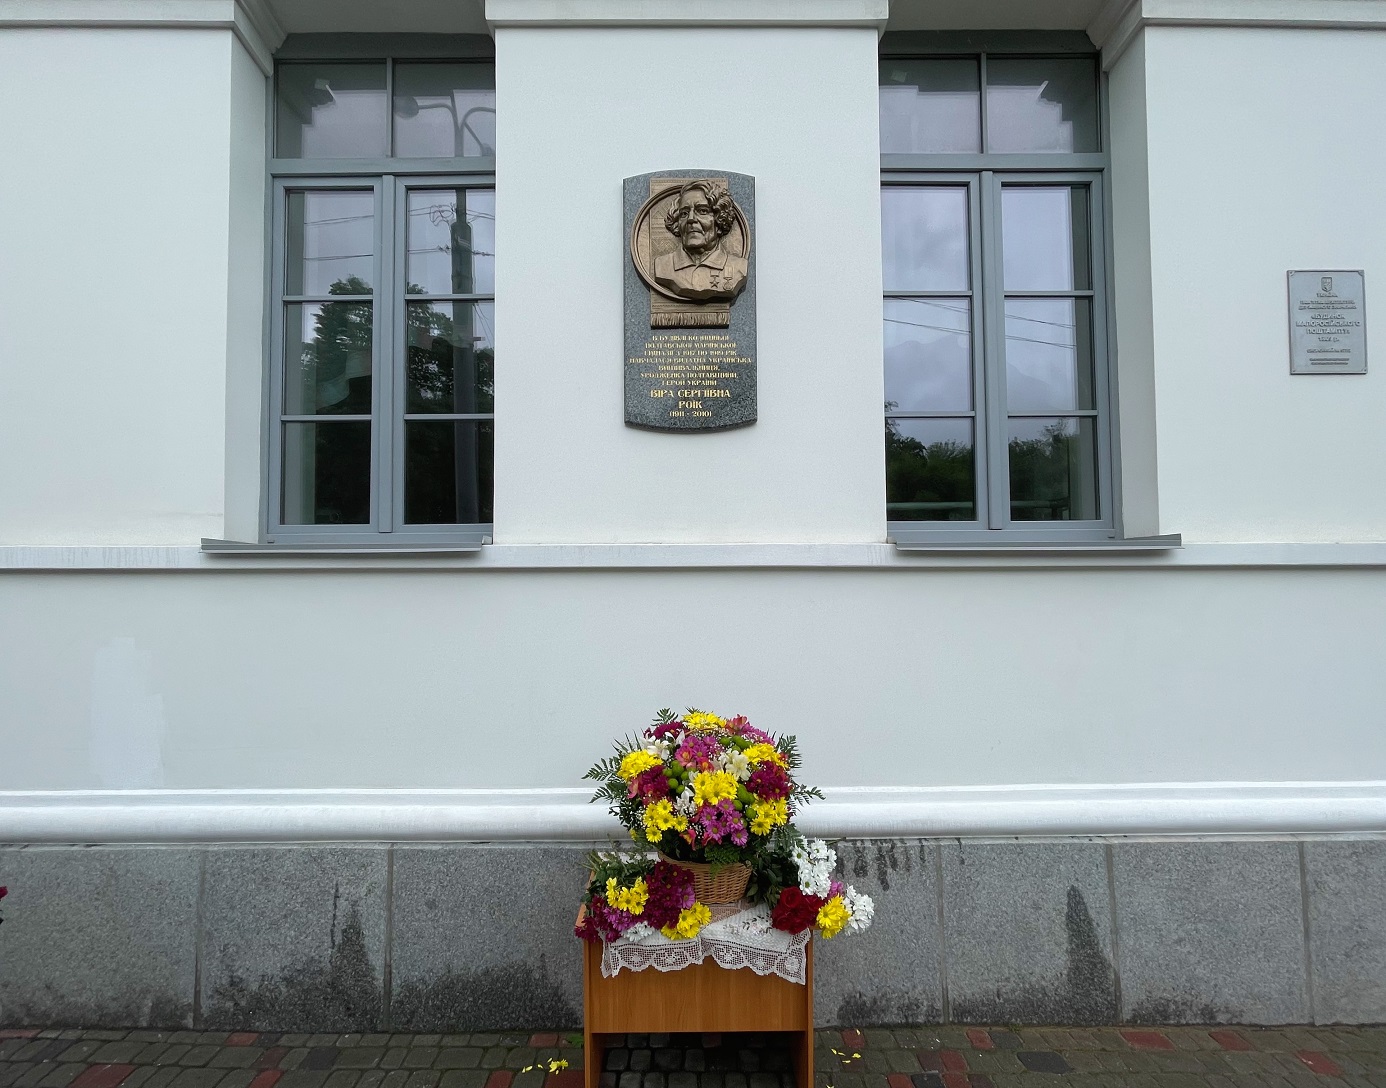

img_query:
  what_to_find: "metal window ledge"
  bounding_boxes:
[890,533,1182,554]
[200,537,489,556]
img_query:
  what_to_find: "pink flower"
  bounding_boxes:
[675,734,720,770]
[628,766,671,802]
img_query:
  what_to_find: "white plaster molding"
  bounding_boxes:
[0,0,286,72]
[2,782,1384,843]
[485,0,889,31]
[1090,0,1386,68]
[5,541,1386,571]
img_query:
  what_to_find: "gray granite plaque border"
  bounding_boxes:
[623,169,757,431]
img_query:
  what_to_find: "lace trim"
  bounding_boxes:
[600,903,809,985]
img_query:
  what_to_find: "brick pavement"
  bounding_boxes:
[4,1025,1386,1088]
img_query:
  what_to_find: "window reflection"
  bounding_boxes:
[281,422,371,525]
[1005,299,1093,413]
[286,301,373,415]
[286,191,374,296]
[393,63,496,158]
[1008,417,1098,520]
[407,302,494,414]
[985,58,1099,154]
[405,420,493,524]
[879,59,981,154]
[407,189,496,295]
[1002,187,1091,291]
[886,418,976,521]
[881,187,970,291]
[884,299,972,412]
[276,64,388,159]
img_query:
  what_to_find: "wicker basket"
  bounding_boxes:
[659,854,752,904]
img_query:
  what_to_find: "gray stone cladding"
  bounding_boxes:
[1,838,1384,1031]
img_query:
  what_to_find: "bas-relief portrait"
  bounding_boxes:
[630,176,752,328]
[653,180,749,303]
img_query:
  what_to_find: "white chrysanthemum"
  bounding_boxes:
[843,887,875,933]
[723,751,752,781]
[623,921,656,941]
[673,788,697,817]
[793,837,837,898]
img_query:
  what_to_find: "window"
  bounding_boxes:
[881,44,1117,541]
[267,54,495,544]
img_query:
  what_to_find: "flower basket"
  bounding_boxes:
[658,853,751,904]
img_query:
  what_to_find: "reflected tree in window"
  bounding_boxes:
[1008,419,1095,521]
[885,406,975,521]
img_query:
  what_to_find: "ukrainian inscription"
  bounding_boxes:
[1289,270,1367,374]
[625,170,756,430]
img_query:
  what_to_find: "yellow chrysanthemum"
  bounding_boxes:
[642,798,689,838]
[742,743,786,767]
[683,711,726,732]
[692,770,738,807]
[660,901,712,940]
[748,798,788,836]
[817,895,850,939]
[618,749,662,780]
[605,876,649,915]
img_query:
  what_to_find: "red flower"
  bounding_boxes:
[0,887,7,900]
[771,886,825,934]
[746,762,791,801]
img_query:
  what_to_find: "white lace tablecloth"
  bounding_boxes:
[600,902,809,984]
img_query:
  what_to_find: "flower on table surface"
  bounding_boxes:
[606,876,649,915]
[770,885,825,934]
[791,838,837,898]
[816,895,851,939]
[642,858,697,931]
[660,901,712,940]
[843,887,875,934]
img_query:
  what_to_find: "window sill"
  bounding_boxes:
[888,532,1183,554]
[200,536,489,556]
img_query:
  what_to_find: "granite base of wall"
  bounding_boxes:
[1,838,1383,1030]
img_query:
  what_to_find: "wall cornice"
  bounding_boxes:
[1090,0,1386,68]
[0,0,286,72]
[485,0,889,32]
[2,782,1384,842]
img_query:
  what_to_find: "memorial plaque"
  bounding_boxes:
[1289,270,1367,374]
[624,170,756,430]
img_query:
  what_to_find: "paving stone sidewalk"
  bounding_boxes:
[5,1025,1386,1088]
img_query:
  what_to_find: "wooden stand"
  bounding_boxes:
[581,917,813,1088]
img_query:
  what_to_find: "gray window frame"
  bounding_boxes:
[263,43,495,547]
[882,34,1129,546]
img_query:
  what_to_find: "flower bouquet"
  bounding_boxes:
[578,708,874,945]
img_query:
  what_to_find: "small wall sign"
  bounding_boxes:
[1288,270,1367,374]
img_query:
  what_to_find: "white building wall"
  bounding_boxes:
[0,10,1384,841]
[1142,26,1386,543]
[492,26,886,544]
[0,28,245,546]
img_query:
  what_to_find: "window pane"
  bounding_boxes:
[405,420,494,524]
[286,191,374,296]
[393,63,496,158]
[276,64,388,159]
[1004,298,1094,413]
[884,299,971,412]
[1008,416,1099,521]
[285,302,373,415]
[407,301,494,414]
[281,421,371,524]
[886,417,976,522]
[882,187,970,292]
[879,58,981,154]
[406,189,495,295]
[1001,186,1091,291]
[985,57,1099,153]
